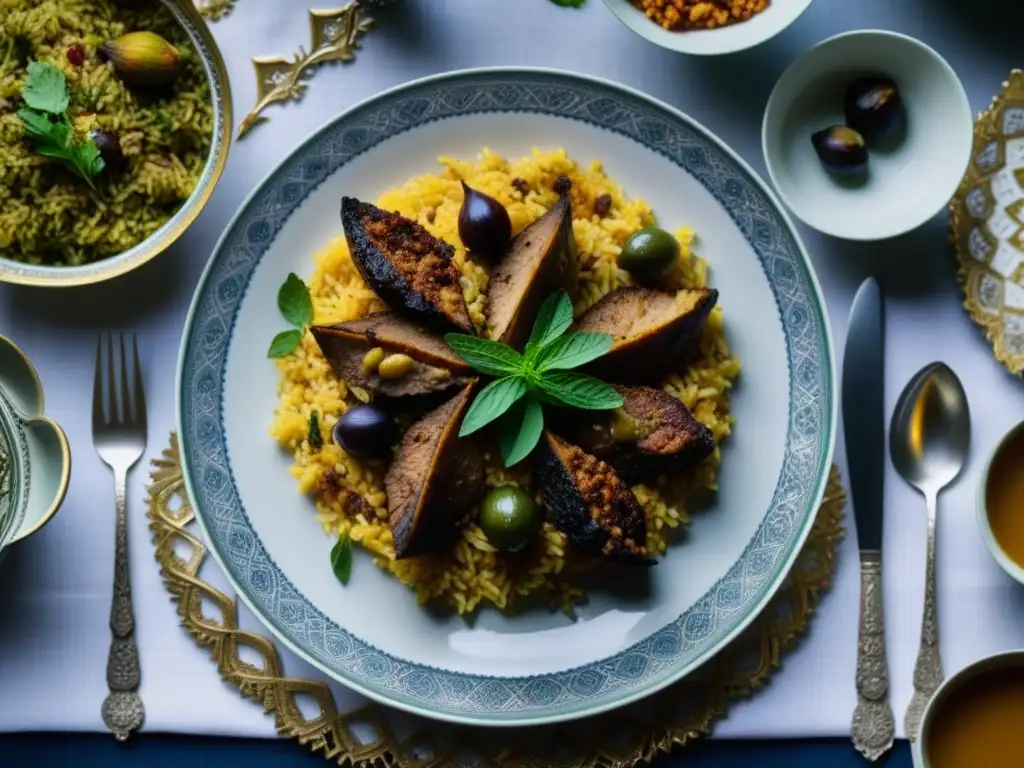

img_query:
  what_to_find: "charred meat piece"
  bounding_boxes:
[571,286,717,383]
[311,312,473,398]
[341,197,474,334]
[385,382,485,558]
[553,385,714,483]
[486,195,578,349]
[534,431,653,565]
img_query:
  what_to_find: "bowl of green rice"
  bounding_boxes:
[0,0,231,287]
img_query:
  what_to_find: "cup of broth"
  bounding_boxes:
[912,650,1024,767]
[978,421,1024,583]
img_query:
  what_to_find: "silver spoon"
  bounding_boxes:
[890,362,970,743]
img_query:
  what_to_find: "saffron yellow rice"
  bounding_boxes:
[270,149,741,616]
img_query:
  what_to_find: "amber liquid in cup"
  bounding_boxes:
[926,666,1024,767]
[985,427,1024,568]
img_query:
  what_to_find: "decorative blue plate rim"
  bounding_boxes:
[177,67,837,726]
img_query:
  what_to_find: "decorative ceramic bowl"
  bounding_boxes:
[0,336,71,561]
[911,650,1024,766]
[975,420,1024,585]
[601,0,814,55]
[762,30,973,240]
[0,0,232,288]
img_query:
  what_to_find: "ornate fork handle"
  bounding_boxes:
[851,551,894,763]
[101,469,145,741]
[905,502,943,742]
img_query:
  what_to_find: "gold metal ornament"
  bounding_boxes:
[237,4,375,140]
[952,70,1024,375]
[147,434,845,768]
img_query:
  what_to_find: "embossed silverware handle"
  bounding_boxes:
[851,551,894,763]
[905,494,943,743]
[101,468,144,741]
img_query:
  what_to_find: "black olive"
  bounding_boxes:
[458,181,512,262]
[811,126,868,175]
[88,129,124,168]
[332,405,398,459]
[844,77,903,138]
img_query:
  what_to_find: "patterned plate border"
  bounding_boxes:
[177,68,837,725]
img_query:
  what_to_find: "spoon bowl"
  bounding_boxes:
[891,362,971,497]
[890,361,970,742]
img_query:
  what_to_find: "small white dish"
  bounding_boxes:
[975,420,1024,585]
[762,30,973,241]
[601,0,813,56]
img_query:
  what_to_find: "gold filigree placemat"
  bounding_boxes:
[952,70,1024,375]
[147,434,845,767]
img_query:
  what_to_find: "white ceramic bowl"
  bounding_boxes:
[601,0,814,55]
[976,420,1024,585]
[911,650,1024,766]
[762,30,973,241]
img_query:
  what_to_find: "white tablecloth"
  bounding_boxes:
[2,0,1024,740]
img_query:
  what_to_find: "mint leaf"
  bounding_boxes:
[537,372,623,410]
[498,396,544,467]
[278,273,313,328]
[268,328,303,358]
[22,61,69,114]
[535,332,612,371]
[528,291,574,350]
[445,334,524,377]
[459,376,528,436]
[330,534,352,585]
[308,411,323,450]
[550,0,585,6]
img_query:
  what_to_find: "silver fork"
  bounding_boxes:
[93,334,147,740]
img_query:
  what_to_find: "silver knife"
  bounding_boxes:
[845,277,895,762]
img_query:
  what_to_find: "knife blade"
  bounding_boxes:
[844,276,894,762]
[844,276,885,552]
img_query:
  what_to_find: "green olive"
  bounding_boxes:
[478,486,543,554]
[618,227,679,279]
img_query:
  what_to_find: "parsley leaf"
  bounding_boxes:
[528,291,574,351]
[278,272,314,328]
[535,331,612,371]
[330,535,353,585]
[537,372,623,410]
[458,376,528,436]
[308,411,324,450]
[22,60,70,114]
[444,334,524,377]
[268,329,303,358]
[498,396,544,467]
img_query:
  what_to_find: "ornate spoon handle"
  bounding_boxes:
[851,551,894,762]
[905,494,943,742]
[101,469,145,741]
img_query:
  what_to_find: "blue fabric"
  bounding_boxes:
[0,735,913,767]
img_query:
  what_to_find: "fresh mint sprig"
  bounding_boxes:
[445,291,622,467]
[269,273,313,358]
[17,61,104,192]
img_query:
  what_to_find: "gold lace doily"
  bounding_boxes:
[147,434,845,767]
[952,70,1024,375]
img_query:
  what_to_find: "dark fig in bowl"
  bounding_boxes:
[811,126,868,175]
[844,77,903,138]
[458,181,512,262]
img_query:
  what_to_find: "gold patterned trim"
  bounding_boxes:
[952,70,1024,375]
[147,434,845,767]
[237,4,375,139]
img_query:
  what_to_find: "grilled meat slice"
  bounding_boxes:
[535,431,653,565]
[553,385,714,483]
[341,197,474,334]
[311,312,472,398]
[385,382,484,558]
[570,286,717,383]
[486,195,578,348]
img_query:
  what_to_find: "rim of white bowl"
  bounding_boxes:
[975,420,1024,585]
[761,29,973,241]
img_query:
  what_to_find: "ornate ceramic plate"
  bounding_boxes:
[177,68,836,726]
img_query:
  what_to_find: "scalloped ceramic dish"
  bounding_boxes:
[176,68,836,726]
[0,336,71,561]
